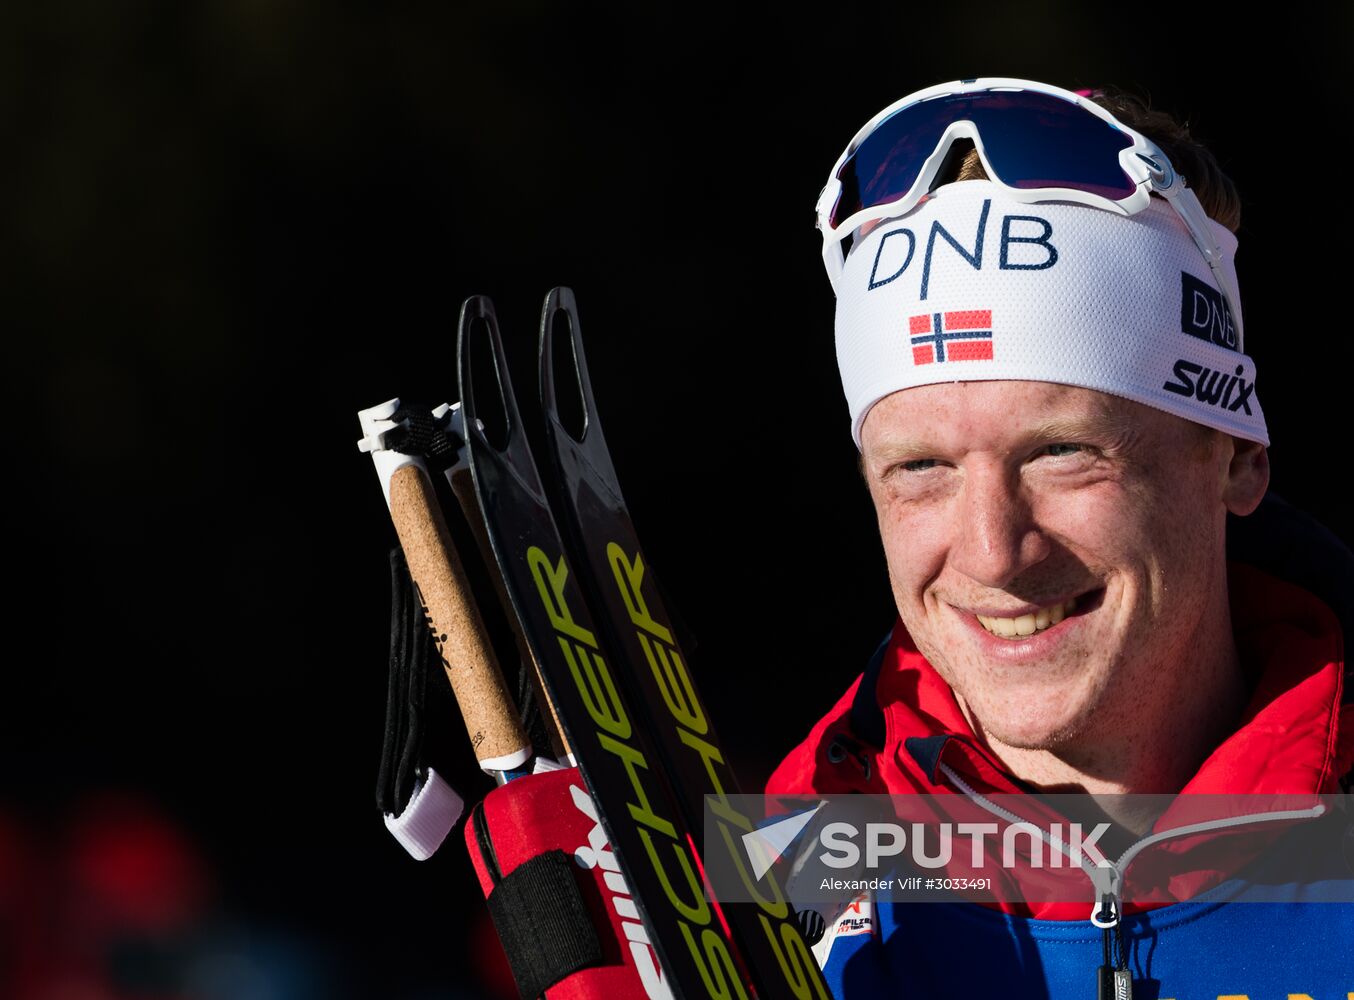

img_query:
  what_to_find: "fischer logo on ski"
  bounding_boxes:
[524,541,743,990]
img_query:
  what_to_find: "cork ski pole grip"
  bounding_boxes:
[446,464,571,760]
[387,462,531,773]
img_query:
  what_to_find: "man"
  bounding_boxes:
[768,78,1354,996]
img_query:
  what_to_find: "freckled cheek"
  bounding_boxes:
[876,503,950,612]
[1039,487,1198,629]
[1030,486,1148,566]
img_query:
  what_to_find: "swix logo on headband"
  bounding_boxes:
[909,310,993,365]
[1180,272,1238,350]
[1162,360,1255,414]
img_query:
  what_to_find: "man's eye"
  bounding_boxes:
[1041,443,1085,458]
[900,458,939,472]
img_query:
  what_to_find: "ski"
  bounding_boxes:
[536,288,831,1000]
[457,296,749,1000]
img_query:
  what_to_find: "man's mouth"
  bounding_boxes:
[974,595,1086,639]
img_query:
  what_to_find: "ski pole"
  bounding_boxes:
[360,398,532,779]
[359,400,537,858]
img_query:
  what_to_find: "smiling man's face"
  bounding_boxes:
[859,379,1266,758]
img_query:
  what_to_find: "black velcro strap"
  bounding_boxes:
[486,850,603,999]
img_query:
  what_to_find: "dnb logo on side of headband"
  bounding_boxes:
[1180,272,1238,351]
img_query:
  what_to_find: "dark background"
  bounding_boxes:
[6,4,1351,998]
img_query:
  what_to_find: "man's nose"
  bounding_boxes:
[948,463,1050,590]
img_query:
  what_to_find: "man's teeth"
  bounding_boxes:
[976,597,1078,639]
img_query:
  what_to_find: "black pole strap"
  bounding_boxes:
[485,850,604,1000]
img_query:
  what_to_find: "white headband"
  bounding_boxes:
[834,179,1268,450]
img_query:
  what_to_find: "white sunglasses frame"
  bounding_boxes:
[814,77,1245,351]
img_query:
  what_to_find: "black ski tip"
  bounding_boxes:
[543,285,577,316]
[539,287,574,420]
[460,293,498,323]
[457,293,516,453]
[539,286,598,445]
[456,294,492,420]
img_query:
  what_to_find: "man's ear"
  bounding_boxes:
[1222,436,1270,516]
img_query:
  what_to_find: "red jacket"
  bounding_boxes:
[766,558,1354,919]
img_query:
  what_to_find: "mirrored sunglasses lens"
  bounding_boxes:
[970,92,1137,200]
[829,97,957,229]
[829,89,1139,230]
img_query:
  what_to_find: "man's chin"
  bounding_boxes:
[966,702,1095,754]
[984,725,1080,753]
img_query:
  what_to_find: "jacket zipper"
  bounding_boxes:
[936,761,1326,997]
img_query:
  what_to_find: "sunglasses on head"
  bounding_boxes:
[814,77,1244,349]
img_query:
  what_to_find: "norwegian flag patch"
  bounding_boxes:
[909,309,993,365]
